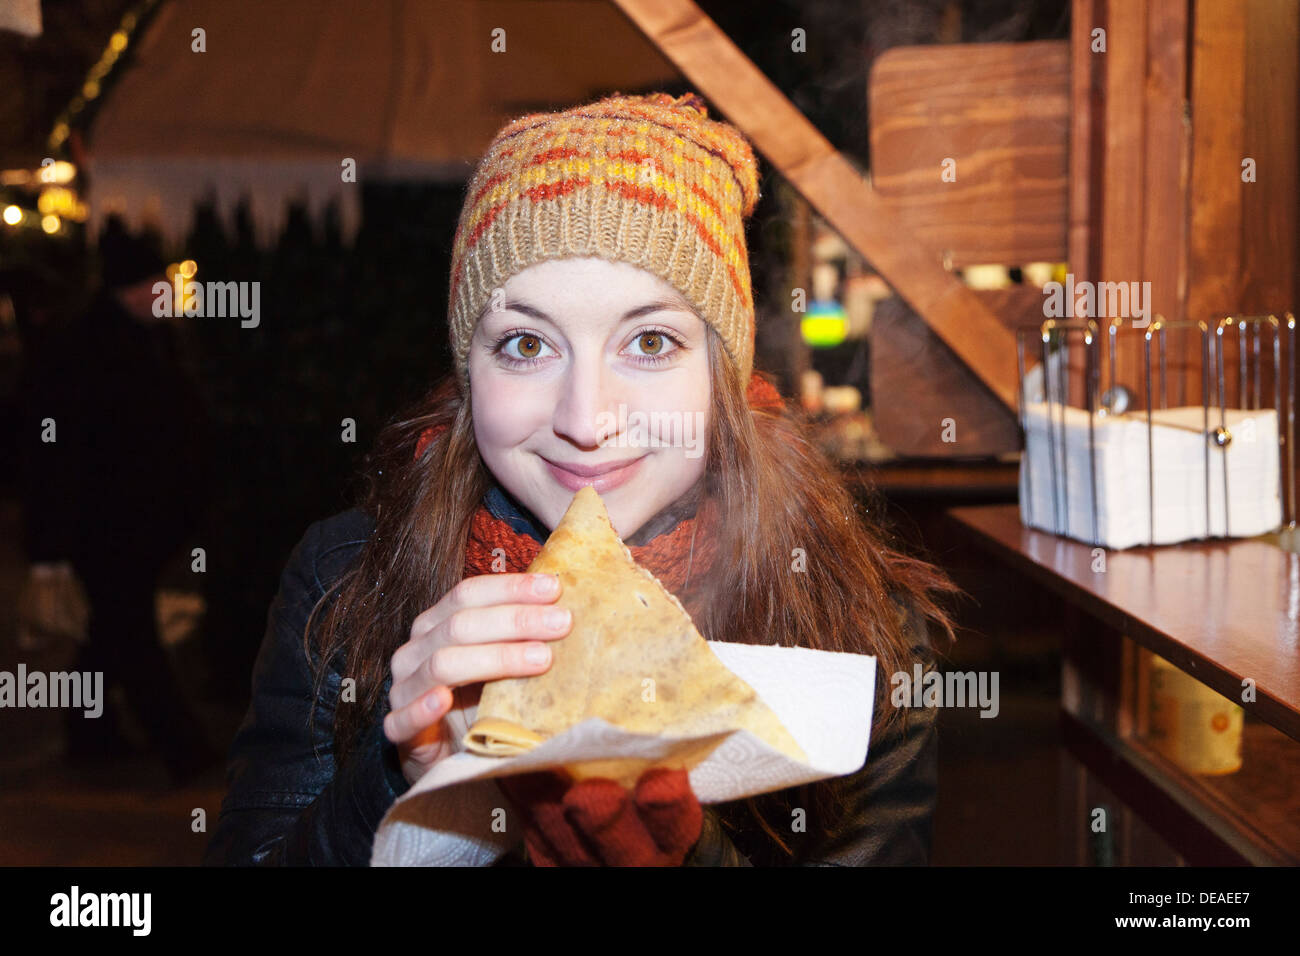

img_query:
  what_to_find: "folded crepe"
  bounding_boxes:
[463,486,806,765]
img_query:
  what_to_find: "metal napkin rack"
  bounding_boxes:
[1015,312,1296,548]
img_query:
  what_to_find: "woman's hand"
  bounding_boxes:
[384,572,571,786]
[498,767,703,866]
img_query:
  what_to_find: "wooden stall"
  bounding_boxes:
[613,0,1300,865]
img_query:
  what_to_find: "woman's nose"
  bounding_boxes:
[550,354,620,450]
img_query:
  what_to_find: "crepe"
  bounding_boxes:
[463,486,807,765]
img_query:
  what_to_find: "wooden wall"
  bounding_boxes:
[1071,0,1297,516]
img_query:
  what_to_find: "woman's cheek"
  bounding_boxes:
[635,385,710,453]
[473,372,536,444]
[475,401,533,454]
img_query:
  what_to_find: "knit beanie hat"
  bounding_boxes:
[447,91,761,392]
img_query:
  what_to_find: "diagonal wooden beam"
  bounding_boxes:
[612,0,1020,412]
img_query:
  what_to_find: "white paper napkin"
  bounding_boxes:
[370,641,877,866]
[1019,402,1282,548]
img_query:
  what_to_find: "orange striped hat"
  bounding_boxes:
[447,91,761,391]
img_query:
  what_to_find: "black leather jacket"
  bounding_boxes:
[203,493,939,866]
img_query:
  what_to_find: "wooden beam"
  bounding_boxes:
[1071,0,1191,409]
[610,0,1020,412]
[1068,0,1101,281]
[1140,0,1190,336]
[1188,0,1247,323]
[1098,0,1149,410]
[1241,0,1298,315]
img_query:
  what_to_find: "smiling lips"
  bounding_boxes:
[542,454,647,493]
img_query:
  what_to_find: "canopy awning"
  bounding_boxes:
[87,0,680,245]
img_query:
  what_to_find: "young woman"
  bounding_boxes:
[204,91,962,867]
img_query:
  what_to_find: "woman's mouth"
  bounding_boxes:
[542,454,647,493]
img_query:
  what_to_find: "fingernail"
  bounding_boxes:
[525,644,551,665]
[533,574,559,596]
[545,608,570,629]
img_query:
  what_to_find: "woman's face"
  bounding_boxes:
[468,257,711,541]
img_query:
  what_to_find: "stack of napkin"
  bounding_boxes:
[1019,402,1282,548]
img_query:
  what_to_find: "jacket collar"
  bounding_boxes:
[484,482,547,544]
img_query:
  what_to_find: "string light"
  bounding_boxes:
[45,0,162,152]
[19,0,162,244]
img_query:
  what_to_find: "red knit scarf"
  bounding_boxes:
[414,373,785,594]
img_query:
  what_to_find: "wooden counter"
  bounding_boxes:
[948,503,1300,743]
[948,503,1300,864]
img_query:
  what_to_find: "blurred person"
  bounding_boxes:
[17,215,218,786]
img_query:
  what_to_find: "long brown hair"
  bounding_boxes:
[307,325,963,864]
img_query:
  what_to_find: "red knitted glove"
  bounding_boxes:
[498,767,703,866]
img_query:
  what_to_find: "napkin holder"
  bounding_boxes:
[1015,314,1295,549]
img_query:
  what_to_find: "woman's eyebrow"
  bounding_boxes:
[502,297,692,323]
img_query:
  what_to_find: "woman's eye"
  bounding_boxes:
[635,332,665,355]
[500,333,553,362]
[493,327,682,367]
[627,329,682,363]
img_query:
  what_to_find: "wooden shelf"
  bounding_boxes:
[1063,710,1300,865]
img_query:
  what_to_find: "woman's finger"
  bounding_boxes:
[389,638,554,710]
[395,574,563,678]
[394,600,569,684]
[442,602,572,648]
[383,685,452,746]
[409,573,560,645]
